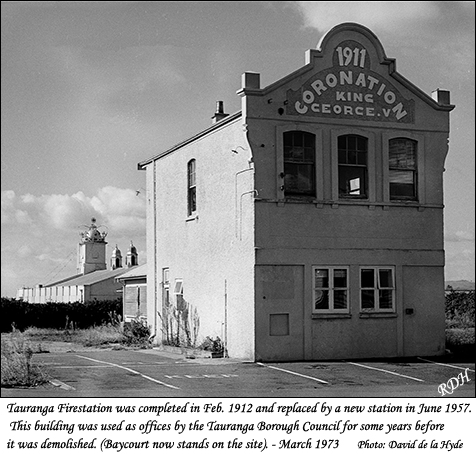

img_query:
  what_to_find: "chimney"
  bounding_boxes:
[211,101,228,123]
[241,72,260,90]
[432,89,451,106]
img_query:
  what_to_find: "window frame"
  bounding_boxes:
[283,130,316,197]
[359,266,396,313]
[162,268,170,307]
[338,134,369,199]
[173,278,183,296]
[187,159,196,216]
[389,138,418,201]
[312,266,350,314]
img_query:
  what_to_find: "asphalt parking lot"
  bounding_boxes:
[2,348,474,398]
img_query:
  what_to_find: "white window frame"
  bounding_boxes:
[173,279,183,296]
[388,138,418,201]
[187,159,196,216]
[312,266,350,314]
[360,266,395,313]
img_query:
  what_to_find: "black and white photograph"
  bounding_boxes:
[1,1,475,452]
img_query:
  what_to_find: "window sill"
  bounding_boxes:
[259,199,443,210]
[283,196,316,203]
[312,313,352,319]
[359,312,397,319]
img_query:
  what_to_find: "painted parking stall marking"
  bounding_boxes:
[417,357,475,373]
[49,378,75,391]
[75,355,180,390]
[164,374,239,379]
[346,361,425,382]
[257,362,329,384]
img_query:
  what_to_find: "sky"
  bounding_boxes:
[1,1,474,297]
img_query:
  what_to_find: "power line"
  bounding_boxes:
[38,249,76,285]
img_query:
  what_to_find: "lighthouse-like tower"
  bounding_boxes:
[126,241,138,267]
[110,245,123,270]
[77,218,108,275]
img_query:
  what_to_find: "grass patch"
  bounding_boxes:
[68,325,126,347]
[21,321,151,348]
[2,322,152,388]
[1,331,49,388]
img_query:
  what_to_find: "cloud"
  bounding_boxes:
[445,245,475,282]
[1,186,146,296]
[294,1,445,35]
[293,1,440,34]
[2,187,145,232]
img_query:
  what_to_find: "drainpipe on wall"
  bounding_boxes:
[153,160,158,342]
[239,190,258,240]
[224,279,228,358]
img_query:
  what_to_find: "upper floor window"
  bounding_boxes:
[338,134,368,198]
[162,268,170,307]
[389,138,417,200]
[283,131,316,196]
[187,159,196,216]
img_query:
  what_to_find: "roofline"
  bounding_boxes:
[116,274,147,283]
[45,268,129,287]
[138,111,242,169]
[239,61,454,113]
[238,23,455,113]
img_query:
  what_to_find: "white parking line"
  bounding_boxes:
[75,355,180,389]
[417,357,475,373]
[346,361,424,382]
[257,363,329,384]
[49,379,75,391]
[52,365,111,369]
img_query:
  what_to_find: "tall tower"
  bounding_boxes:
[126,241,138,268]
[110,245,123,270]
[77,218,108,275]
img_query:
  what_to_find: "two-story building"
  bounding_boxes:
[138,23,454,361]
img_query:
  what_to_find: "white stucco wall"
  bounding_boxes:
[144,116,256,360]
[240,23,451,360]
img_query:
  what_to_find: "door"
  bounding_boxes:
[255,265,304,361]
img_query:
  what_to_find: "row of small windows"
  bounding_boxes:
[187,132,417,216]
[313,266,395,314]
[283,131,417,200]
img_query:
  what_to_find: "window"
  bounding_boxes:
[162,268,170,307]
[360,267,395,312]
[338,134,368,198]
[313,267,349,313]
[187,159,196,216]
[389,138,417,200]
[283,131,316,196]
[173,279,183,296]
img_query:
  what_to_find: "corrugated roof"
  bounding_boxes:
[46,268,129,288]
[116,264,147,281]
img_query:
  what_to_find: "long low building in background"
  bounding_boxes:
[17,218,140,304]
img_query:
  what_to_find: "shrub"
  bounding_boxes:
[1,298,122,333]
[1,331,49,387]
[445,289,475,329]
[122,319,151,347]
[200,336,225,356]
